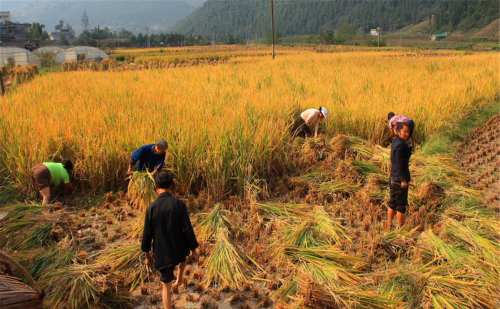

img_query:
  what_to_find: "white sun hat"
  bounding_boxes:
[320,107,328,119]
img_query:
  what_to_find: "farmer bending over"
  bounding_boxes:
[31,160,74,205]
[297,107,328,139]
[388,112,415,150]
[388,122,412,228]
[128,139,168,175]
[142,171,199,309]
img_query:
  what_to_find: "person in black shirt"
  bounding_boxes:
[142,171,199,309]
[388,122,412,228]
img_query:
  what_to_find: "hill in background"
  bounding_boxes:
[1,0,205,34]
[171,0,499,38]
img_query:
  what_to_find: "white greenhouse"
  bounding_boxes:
[0,47,41,67]
[54,46,108,65]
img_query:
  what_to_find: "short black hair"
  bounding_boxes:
[388,112,395,121]
[62,160,73,171]
[154,171,174,189]
[396,122,409,132]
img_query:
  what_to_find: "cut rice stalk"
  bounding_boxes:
[203,228,253,291]
[127,171,157,212]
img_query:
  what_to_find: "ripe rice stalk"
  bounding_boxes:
[318,181,360,196]
[127,171,157,212]
[30,238,77,280]
[1,220,54,251]
[443,219,500,266]
[96,243,152,291]
[283,246,362,288]
[300,280,403,309]
[194,203,233,243]
[421,268,497,309]
[313,208,350,244]
[202,228,253,291]
[41,264,110,309]
[0,204,43,222]
[352,160,382,176]
[297,171,333,184]
[3,52,497,195]
[418,230,466,264]
[255,203,312,218]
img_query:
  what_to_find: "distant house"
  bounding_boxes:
[48,29,76,43]
[430,33,451,41]
[0,11,11,24]
[370,29,381,36]
[0,20,31,43]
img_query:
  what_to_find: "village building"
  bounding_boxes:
[48,29,76,43]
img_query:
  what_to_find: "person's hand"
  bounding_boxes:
[401,180,408,188]
[314,132,318,138]
[144,252,153,266]
[190,249,199,263]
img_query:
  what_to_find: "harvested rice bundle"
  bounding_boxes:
[202,228,253,291]
[96,243,153,291]
[127,171,156,212]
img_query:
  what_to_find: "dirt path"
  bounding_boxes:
[457,114,500,209]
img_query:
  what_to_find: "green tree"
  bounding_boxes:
[24,22,48,42]
[319,30,335,44]
[336,23,357,44]
[265,31,282,45]
[59,35,70,46]
[55,20,65,31]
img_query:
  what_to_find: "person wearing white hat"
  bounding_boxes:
[295,107,328,139]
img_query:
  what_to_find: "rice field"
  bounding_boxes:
[0,51,497,197]
[0,48,498,308]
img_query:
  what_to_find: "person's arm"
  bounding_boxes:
[63,171,73,191]
[153,153,166,175]
[141,208,154,262]
[314,119,320,137]
[180,201,199,253]
[389,120,396,137]
[128,146,144,173]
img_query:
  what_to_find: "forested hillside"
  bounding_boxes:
[2,0,205,34]
[171,0,499,38]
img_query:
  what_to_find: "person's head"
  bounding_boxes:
[62,160,73,172]
[154,171,174,192]
[153,139,168,155]
[396,122,410,141]
[319,107,328,120]
[388,112,395,121]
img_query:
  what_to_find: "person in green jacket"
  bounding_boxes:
[31,160,74,205]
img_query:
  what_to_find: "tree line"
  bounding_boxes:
[171,0,498,38]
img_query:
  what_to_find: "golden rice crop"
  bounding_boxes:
[0,51,497,197]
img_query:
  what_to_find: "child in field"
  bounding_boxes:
[388,122,412,228]
[295,107,328,139]
[31,160,74,205]
[142,171,199,309]
[388,112,415,150]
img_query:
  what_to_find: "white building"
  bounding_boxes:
[370,29,380,36]
[0,12,11,25]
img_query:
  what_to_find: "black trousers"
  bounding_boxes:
[293,118,312,138]
[388,179,408,213]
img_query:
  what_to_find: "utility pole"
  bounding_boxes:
[147,27,150,48]
[377,27,381,47]
[98,25,100,49]
[271,0,275,59]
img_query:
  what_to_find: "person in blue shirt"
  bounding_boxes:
[128,139,168,175]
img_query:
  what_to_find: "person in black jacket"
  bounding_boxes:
[142,171,199,309]
[388,122,412,228]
